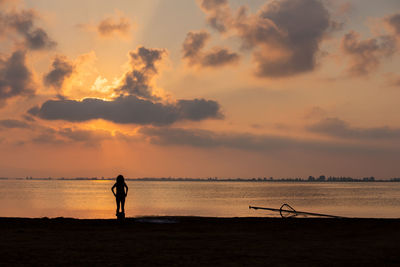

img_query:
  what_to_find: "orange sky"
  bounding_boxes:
[0,0,400,179]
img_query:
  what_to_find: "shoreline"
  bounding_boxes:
[1,216,399,266]
[3,177,400,182]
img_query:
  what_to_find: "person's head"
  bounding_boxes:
[116,174,124,184]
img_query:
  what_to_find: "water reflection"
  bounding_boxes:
[0,180,399,218]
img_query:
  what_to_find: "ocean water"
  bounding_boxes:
[0,180,400,219]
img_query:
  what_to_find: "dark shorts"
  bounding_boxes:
[116,195,125,201]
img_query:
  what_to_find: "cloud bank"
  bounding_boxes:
[0,119,31,129]
[139,126,387,155]
[29,95,222,125]
[307,117,400,140]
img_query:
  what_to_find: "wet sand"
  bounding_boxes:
[0,217,399,266]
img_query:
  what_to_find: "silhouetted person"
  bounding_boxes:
[111,175,128,217]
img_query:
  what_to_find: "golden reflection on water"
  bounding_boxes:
[0,180,400,218]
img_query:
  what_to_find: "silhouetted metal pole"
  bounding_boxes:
[249,204,345,218]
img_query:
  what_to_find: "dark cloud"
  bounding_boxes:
[5,9,56,50]
[341,31,397,76]
[182,31,239,67]
[0,50,34,104]
[176,98,223,121]
[130,46,165,73]
[115,46,165,99]
[243,0,332,77]
[0,119,30,129]
[201,48,239,67]
[139,126,385,154]
[24,28,56,50]
[198,0,334,77]
[97,16,131,37]
[199,0,230,32]
[307,117,400,140]
[386,13,400,35]
[43,56,74,91]
[182,31,210,60]
[28,95,222,125]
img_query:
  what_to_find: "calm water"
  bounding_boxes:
[0,180,400,219]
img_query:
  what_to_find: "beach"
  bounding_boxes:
[0,217,399,266]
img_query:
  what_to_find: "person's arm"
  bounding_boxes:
[111,184,116,196]
[124,183,128,196]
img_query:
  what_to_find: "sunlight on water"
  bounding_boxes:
[0,180,400,219]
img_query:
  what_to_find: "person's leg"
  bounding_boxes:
[121,197,125,213]
[116,197,121,214]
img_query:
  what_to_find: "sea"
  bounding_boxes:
[0,179,400,219]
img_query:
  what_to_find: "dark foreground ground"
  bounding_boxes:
[0,217,399,266]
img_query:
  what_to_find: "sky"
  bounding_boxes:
[0,0,400,179]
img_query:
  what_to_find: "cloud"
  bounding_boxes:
[30,46,223,126]
[28,95,222,125]
[0,116,113,146]
[198,0,230,32]
[0,119,30,129]
[43,56,75,92]
[307,117,400,140]
[4,9,56,50]
[341,31,397,76]
[31,127,112,147]
[176,98,223,121]
[31,128,63,145]
[183,31,210,60]
[97,15,131,37]
[198,0,334,77]
[201,48,239,67]
[182,30,239,67]
[0,50,34,105]
[386,13,400,35]
[115,46,165,99]
[139,126,386,154]
[24,28,56,50]
[57,128,112,144]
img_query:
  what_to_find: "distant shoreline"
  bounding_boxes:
[2,177,400,182]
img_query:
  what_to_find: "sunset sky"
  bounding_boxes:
[0,0,400,179]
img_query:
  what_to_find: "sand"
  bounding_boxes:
[0,217,399,266]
